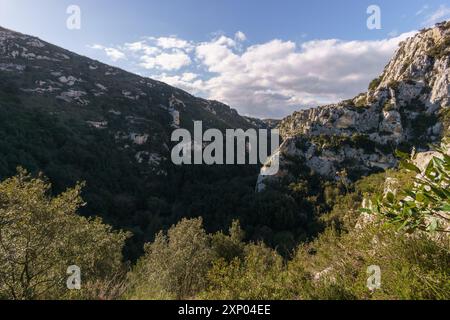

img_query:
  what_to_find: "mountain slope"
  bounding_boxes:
[0,25,264,181]
[258,21,450,191]
[0,26,263,258]
[0,25,257,153]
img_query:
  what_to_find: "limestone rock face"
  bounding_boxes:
[259,22,450,190]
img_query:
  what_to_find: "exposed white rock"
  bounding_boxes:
[55,52,70,60]
[313,267,335,282]
[21,86,61,94]
[108,109,121,116]
[86,121,108,129]
[379,110,403,141]
[58,75,81,86]
[57,90,89,105]
[170,109,181,128]
[95,83,108,91]
[135,151,163,166]
[169,94,186,109]
[0,63,25,72]
[21,51,36,59]
[26,39,45,48]
[259,23,450,191]
[130,133,149,145]
[122,90,140,100]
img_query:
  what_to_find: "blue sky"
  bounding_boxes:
[1,0,449,118]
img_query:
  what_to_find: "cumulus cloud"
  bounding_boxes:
[89,44,126,61]
[140,50,192,70]
[89,30,417,118]
[125,41,160,55]
[235,31,247,42]
[190,32,416,118]
[154,72,205,94]
[153,36,192,50]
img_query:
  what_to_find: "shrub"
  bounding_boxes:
[126,218,214,299]
[201,243,287,300]
[368,77,382,91]
[0,168,129,300]
[287,224,450,300]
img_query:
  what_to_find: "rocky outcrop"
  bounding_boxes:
[258,22,450,191]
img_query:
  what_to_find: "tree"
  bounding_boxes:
[202,243,286,300]
[211,220,245,262]
[127,217,214,299]
[0,168,129,300]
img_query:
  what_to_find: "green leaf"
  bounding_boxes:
[400,160,421,174]
[395,150,410,160]
[386,192,395,203]
[416,192,425,202]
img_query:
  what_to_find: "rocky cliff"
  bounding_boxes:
[258,21,450,191]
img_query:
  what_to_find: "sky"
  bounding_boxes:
[1,0,450,118]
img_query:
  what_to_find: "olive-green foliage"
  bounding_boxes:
[289,165,448,300]
[287,224,449,300]
[201,243,286,300]
[427,34,450,59]
[200,168,449,300]
[323,169,415,231]
[126,218,215,300]
[199,220,449,300]
[439,107,450,137]
[368,77,382,90]
[210,220,246,262]
[0,82,266,262]
[365,146,450,233]
[0,169,129,300]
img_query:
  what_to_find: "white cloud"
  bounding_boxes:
[104,48,126,61]
[89,44,126,61]
[90,30,417,118]
[154,72,204,94]
[180,72,198,82]
[195,38,241,74]
[422,5,450,26]
[235,31,247,42]
[215,35,237,48]
[125,41,161,55]
[90,44,104,50]
[140,50,191,71]
[191,32,416,118]
[388,29,399,37]
[125,41,146,51]
[154,36,192,49]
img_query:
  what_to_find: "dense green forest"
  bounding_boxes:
[0,144,448,300]
[0,80,334,260]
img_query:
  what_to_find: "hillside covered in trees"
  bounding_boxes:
[0,21,449,300]
[0,144,448,299]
